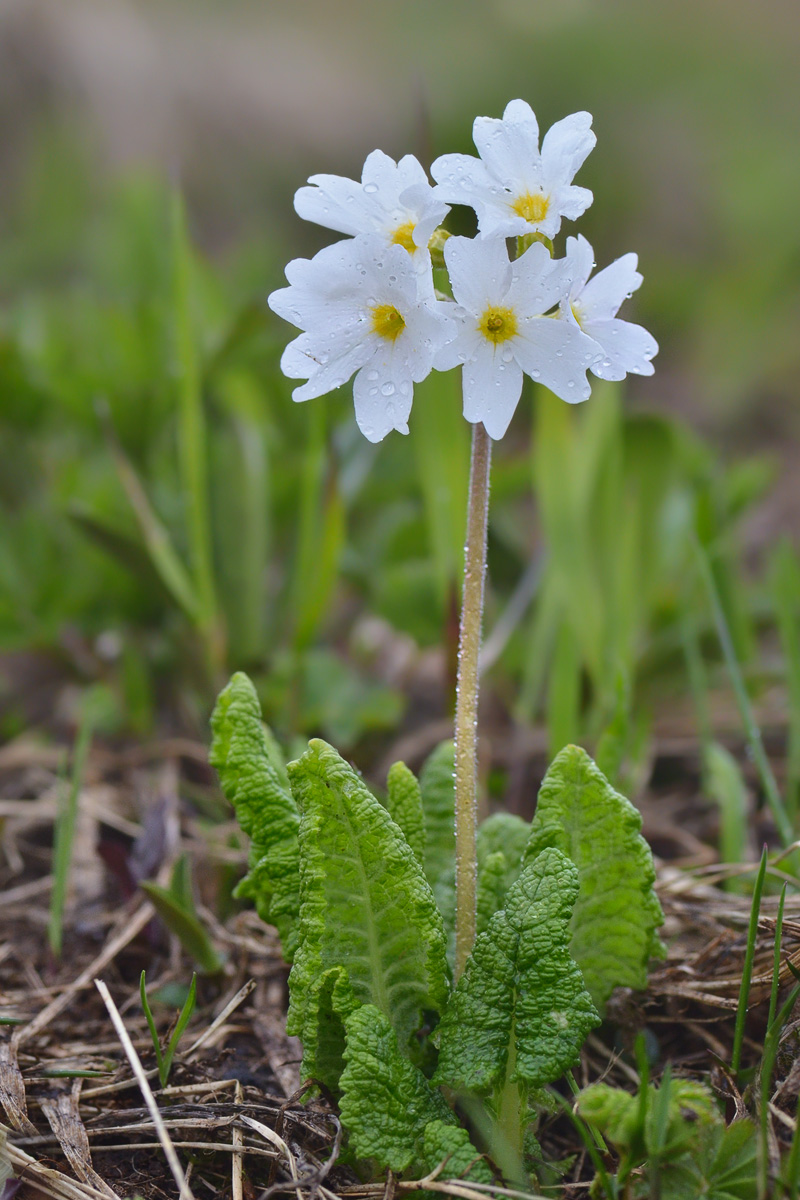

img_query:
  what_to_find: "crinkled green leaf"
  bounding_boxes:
[476,814,530,934]
[287,740,449,1090]
[419,741,456,951]
[339,1004,453,1173]
[421,1121,494,1185]
[525,745,663,1012]
[209,672,301,958]
[434,847,599,1098]
[386,761,425,867]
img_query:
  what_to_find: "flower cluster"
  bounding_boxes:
[269,100,657,443]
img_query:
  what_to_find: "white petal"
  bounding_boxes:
[512,318,600,402]
[285,333,373,402]
[472,100,541,186]
[585,318,658,380]
[444,236,512,313]
[352,354,414,442]
[552,184,594,224]
[507,242,572,315]
[294,174,375,236]
[398,302,455,380]
[461,342,524,440]
[430,152,500,208]
[540,112,595,186]
[579,254,643,322]
[563,234,595,301]
[433,317,479,371]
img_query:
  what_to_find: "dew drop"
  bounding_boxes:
[567,380,575,389]
[381,381,396,396]
[368,387,379,396]
[366,369,379,381]
[363,183,379,194]
[531,369,541,379]
[555,350,563,358]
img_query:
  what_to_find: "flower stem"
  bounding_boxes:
[454,421,492,980]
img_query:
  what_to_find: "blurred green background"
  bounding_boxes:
[1,0,798,773]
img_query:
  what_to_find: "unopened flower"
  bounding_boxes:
[431,99,595,241]
[436,236,602,439]
[562,234,658,380]
[268,234,454,443]
[294,149,449,280]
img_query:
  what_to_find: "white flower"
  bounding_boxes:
[268,234,454,443]
[431,99,595,241]
[436,236,602,440]
[293,149,449,279]
[562,234,658,380]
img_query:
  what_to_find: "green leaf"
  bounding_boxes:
[422,1121,494,1185]
[339,1004,453,1173]
[525,745,663,1012]
[434,847,599,1099]
[386,761,426,867]
[420,740,456,888]
[287,740,449,1090]
[476,813,530,933]
[209,672,301,958]
[419,740,457,948]
[139,879,225,974]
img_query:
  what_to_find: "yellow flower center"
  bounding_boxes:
[391,220,417,253]
[479,306,518,344]
[511,191,549,225]
[371,304,406,342]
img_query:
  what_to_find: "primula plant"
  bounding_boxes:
[213,100,663,1188]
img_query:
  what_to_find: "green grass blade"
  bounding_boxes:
[768,883,787,1032]
[695,539,793,846]
[731,846,768,1078]
[171,189,220,667]
[770,540,800,822]
[704,742,748,890]
[48,707,94,957]
[102,415,200,623]
[288,405,345,652]
[547,618,582,760]
[760,981,800,1197]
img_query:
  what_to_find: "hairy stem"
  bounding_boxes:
[454,421,492,980]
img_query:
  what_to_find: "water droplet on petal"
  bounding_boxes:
[531,369,541,379]
[368,387,379,396]
[567,380,575,389]
[555,350,563,358]
[363,182,379,194]
[381,381,396,396]
[367,369,379,381]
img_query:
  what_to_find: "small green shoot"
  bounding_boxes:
[48,701,95,958]
[140,855,225,974]
[140,970,198,1088]
[731,845,768,1078]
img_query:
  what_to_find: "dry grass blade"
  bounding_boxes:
[0,1040,37,1134]
[186,978,257,1055]
[95,977,196,1200]
[4,1139,117,1200]
[41,1088,121,1200]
